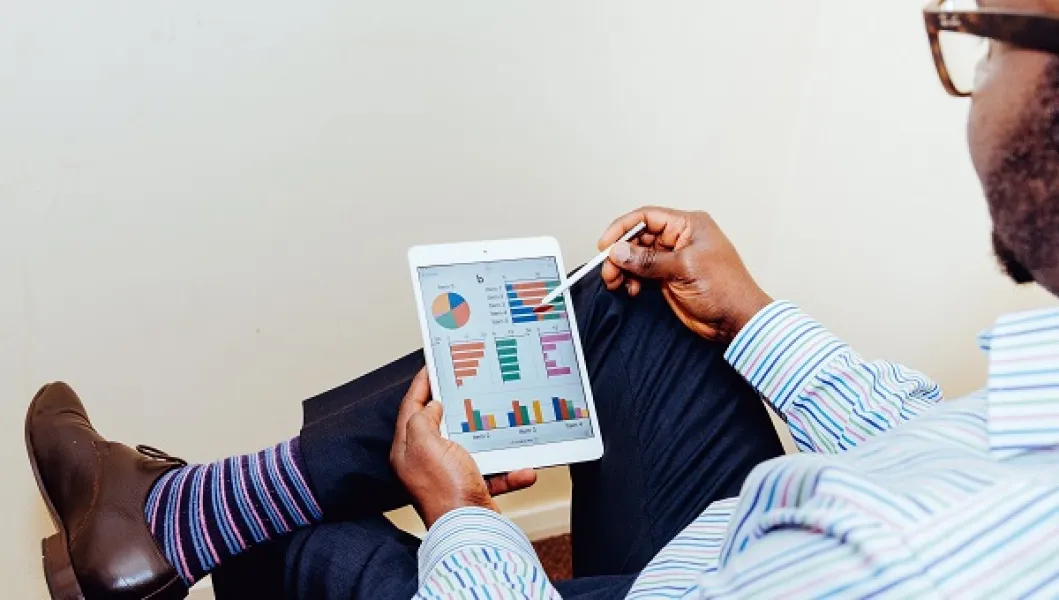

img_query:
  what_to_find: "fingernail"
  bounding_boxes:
[611,241,631,262]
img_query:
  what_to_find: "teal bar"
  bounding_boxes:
[502,373,521,382]
[500,363,521,374]
[498,355,519,365]
[495,338,519,348]
[496,347,519,356]
[519,406,531,424]
[473,410,484,431]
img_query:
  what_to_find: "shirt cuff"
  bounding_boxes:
[723,300,848,414]
[417,506,540,582]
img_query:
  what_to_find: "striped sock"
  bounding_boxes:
[144,437,323,585]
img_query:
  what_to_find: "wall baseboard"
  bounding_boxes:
[187,499,572,599]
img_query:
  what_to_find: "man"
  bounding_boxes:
[24,0,1059,597]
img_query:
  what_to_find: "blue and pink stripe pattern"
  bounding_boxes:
[145,437,322,585]
[416,301,1059,598]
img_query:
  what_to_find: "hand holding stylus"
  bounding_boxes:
[598,207,772,343]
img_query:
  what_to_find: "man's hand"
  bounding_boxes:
[599,206,772,343]
[389,369,537,528]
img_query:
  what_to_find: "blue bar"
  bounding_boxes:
[508,412,517,427]
[461,422,470,433]
[552,397,563,421]
[507,291,520,299]
[512,316,537,324]
[510,306,537,317]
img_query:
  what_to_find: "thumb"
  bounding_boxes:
[411,400,445,433]
[610,241,683,280]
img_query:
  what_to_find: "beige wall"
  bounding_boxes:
[2,0,1055,597]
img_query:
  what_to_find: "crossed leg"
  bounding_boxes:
[211,273,785,599]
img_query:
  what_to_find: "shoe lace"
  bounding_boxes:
[135,445,188,467]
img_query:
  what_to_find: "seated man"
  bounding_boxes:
[26,0,1059,596]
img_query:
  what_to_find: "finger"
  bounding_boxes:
[626,277,642,297]
[601,259,625,290]
[598,206,685,250]
[610,240,683,280]
[486,469,538,496]
[395,369,432,442]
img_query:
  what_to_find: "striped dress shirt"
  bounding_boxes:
[414,301,1059,598]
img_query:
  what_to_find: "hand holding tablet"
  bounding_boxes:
[407,237,603,474]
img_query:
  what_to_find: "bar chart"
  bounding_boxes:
[450,340,486,387]
[459,397,589,433]
[539,331,575,377]
[506,280,567,324]
[494,337,521,382]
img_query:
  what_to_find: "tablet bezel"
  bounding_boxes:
[407,236,604,475]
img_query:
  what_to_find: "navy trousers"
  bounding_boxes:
[211,273,784,599]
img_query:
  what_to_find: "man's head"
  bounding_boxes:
[966,0,1059,292]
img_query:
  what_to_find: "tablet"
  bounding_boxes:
[408,236,603,475]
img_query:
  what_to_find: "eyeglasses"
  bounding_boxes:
[923,0,1059,97]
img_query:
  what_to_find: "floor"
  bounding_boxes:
[532,533,573,581]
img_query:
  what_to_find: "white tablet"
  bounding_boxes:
[408,236,603,475]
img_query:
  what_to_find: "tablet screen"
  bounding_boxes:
[417,257,595,453]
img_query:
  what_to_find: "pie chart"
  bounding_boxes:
[432,292,471,329]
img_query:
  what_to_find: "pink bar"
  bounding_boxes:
[545,360,557,368]
[541,343,557,351]
[539,332,573,344]
[547,367,572,376]
[575,408,584,418]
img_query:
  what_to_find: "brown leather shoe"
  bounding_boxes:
[25,382,190,600]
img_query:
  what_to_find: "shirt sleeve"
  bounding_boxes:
[724,301,944,453]
[414,507,560,599]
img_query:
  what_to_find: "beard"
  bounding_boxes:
[983,62,1059,289]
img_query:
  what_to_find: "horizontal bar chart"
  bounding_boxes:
[450,340,486,387]
[506,280,567,323]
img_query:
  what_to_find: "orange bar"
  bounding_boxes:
[452,360,479,369]
[454,368,477,378]
[532,400,544,424]
[464,399,476,432]
[456,378,463,387]
[451,341,486,352]
[486,415,497,430]
[517,296,543,306]
[511,282,548,292]
[511,401,523,426]
[450,350,485,360]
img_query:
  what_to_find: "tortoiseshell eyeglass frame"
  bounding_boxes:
[924,0,1059,97]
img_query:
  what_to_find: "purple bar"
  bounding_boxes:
[545,360,557,368]
[539,332,572,344]
[547,367,572,377]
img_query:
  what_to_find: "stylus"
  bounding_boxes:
[539,221,647,307]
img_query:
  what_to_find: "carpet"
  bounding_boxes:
[531,533,573,581]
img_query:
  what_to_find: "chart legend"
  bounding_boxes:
[540,331,574,377]
[506,280,566,323]
[495,337,521,382]
[450,340,485,387]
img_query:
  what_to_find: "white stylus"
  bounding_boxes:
[539,221,647,306]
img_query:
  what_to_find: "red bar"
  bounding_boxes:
[511,401,523,426]
[559,398,570,420]
[464,399,476,432]
[511,282,548,292]
[451,350,485,360]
